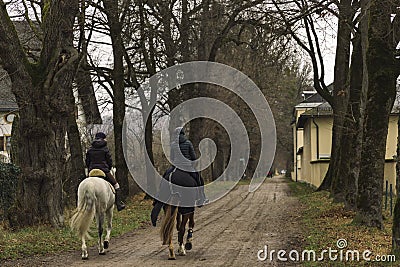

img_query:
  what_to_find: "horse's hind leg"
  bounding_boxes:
[185,212,195,250]
[176,212,181,232]
[178,214,190,256]
[168,240,176,260]
[82,236,88,260]
[188,212,195,229]
[97,213,106,255]
[104,208,113,249]
[167,206,177,260]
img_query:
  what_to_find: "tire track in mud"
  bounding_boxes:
[166,179,303,267]
[190,183,277,267]
[139,186,253,265]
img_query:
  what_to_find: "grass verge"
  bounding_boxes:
[0,193,153,261]
[288,179,395,266]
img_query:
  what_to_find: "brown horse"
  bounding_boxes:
[157,169,199,260]
[160,202,195,259]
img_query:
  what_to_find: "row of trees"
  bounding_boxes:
[0,0,306,228]
[272,0,400,255]
[5,0,399,255]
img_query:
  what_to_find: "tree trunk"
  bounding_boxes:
[13,104,67,227]
[76,56,102,125]
[0,0,79,228]
[66,88,86,206]
[319,0,352,194]
[76,1,102,125]
[319,109,347,193]
[143,105,156,197]
[212,138,225,179]
[103,0,129,199]
[341,32,363,210]
[354,0,397,228]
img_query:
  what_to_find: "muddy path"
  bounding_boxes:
[3,176,305,266]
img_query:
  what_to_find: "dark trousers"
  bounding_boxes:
[104,172,117,186]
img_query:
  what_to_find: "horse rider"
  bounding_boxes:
[151,127,207,226]
[169,127,206,199]
[85,132,125,211]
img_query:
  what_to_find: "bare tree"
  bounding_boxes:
[0,0,79,227]
[101,0,130,199]
[353,0,398,228]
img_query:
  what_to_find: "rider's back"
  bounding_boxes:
[170,132,196,171]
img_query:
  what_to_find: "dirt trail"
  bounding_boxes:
[3,176,304,267]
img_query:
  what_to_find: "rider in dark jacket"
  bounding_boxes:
[170,129,196,170]
[86,132,125,211]
[85,137,113,173]
[169,127,205,189]
[151,127,207,226]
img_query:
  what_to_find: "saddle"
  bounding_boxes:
[88,168,106,177]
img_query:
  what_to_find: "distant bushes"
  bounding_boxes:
[0,162,20,220]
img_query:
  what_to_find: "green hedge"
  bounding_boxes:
[0,162,20,220]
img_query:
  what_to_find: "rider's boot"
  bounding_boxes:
[115,188,126,211]
[201,189,209,205]
[197,188,208,207]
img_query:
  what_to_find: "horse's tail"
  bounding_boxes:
[70,186,96,239]
[160,205,178,245]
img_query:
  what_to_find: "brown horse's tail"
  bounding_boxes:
[160,205,178,245]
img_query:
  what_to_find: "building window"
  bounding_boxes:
[5,136,11,152]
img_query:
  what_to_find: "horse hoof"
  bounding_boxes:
[99,250,106,255]
[104,240,109,249]
[82,256,88,260]
[185,242,192,251]
[178,245,186,256]
[178,250,186,256]
[168,257,176,260]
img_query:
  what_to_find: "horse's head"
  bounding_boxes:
[88,169,106,177]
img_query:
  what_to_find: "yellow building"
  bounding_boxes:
[292,94,398,191]
[291,92,325,183]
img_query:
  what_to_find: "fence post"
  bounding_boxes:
[390,183,393,216]
[385,180,388,210]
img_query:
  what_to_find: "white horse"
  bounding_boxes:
[70,169,115,260]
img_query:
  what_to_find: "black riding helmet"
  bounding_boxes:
[95,132,107,139]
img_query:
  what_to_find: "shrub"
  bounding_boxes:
[0,162,20,220]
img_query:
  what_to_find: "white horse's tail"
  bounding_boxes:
[70,188,96,239]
